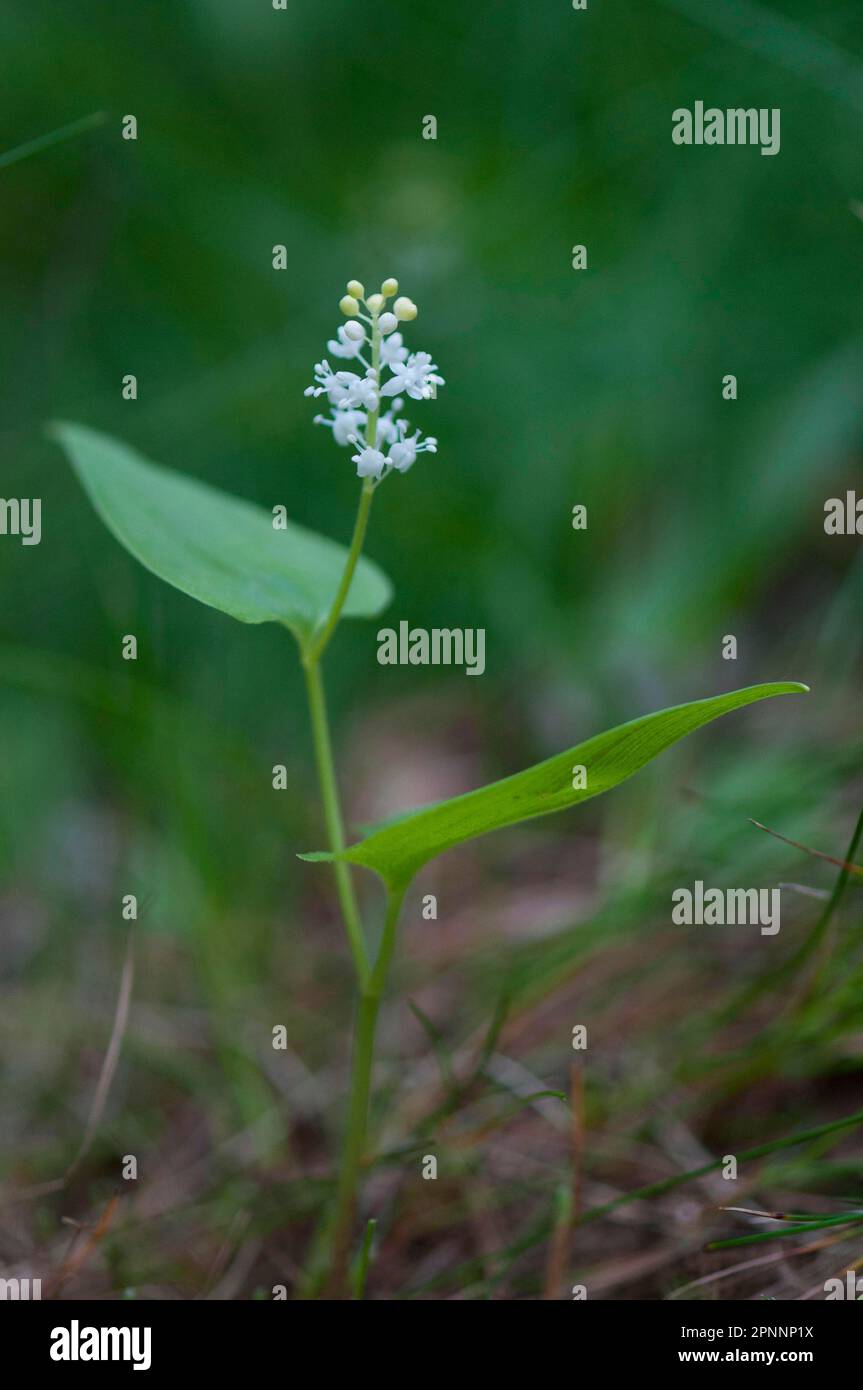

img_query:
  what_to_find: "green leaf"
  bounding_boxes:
[49,422,392,642]
[302,682,808,888]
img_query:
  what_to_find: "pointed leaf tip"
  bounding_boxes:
[302,682,808,887]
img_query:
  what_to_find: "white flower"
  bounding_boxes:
[380,351,444,401]
[304,358,338,400]
[305,362,379,410]
[314,408,367,447]
[304,360,356,407]
[350,439,387,480]
[341,370,379,410]
[376,401,404,446]
[327,325,365,359]
[386,421,438,473]
[380,330,408,368]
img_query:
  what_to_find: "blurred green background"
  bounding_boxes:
[1,0,862,1299]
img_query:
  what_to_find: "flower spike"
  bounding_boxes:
[305,278,443,482]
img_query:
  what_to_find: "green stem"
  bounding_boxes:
[305,480,374,667]
[298,308,402,1294]
[302,658,369,985]
[324,884,406,1292]
[300,304,383,981]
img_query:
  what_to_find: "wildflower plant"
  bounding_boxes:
[50,276,807,1297]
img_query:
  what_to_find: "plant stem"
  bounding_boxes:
[300,298,383,981]
[297,309,402,1294]
[305,479,375,667]
[324,884,406,1293]
[302,658,369,985]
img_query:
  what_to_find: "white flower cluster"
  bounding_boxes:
[305,278,443,482]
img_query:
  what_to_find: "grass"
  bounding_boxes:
[2,649,861,1298]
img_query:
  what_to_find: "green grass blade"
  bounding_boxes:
[405,1105,863,1297]
[707,1213,863,1251]
[351,1219,377,1300]
[0,111,106,170]
[579,1105,863,1227]
[408,1000,455,1090]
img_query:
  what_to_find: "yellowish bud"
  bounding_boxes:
[393,296,418,321]
[347,280,365,299]
[339,295,361,317]
[381,277,399,297]
[366,292,384,313]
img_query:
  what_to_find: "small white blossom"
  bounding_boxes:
[306,363,379,411]
[386,421,438,473]
[344,370,379,410]
[350,439,387,480]
[380,330,408,368]
[314,408,367,446]
[376,401,404,446]
[380,351,444,401]
[304,360,344,404]
[327,325,365,360]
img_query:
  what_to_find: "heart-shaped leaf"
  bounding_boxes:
[50,422,392,642]
[302,682,808,888]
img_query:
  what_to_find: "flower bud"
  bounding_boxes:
[343,321,366,342]
[339,295,360,316]
[381,277,399,297]
[347,280,365,299]
[393,296,418,321]
[378,312,398,335]
[366,292,384,313]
